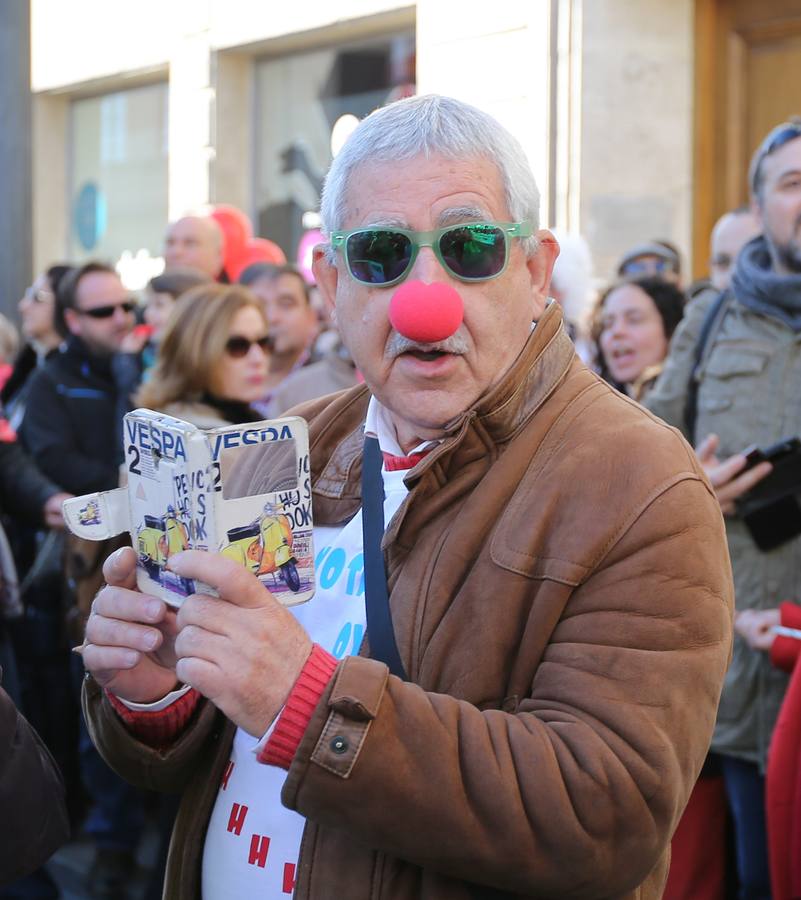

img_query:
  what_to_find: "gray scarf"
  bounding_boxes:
[732,235,801,332]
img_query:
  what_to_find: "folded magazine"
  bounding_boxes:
[63,409,315,607]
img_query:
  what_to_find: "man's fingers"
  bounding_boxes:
[175,656,222,700]
[721,460,772,499]
[176,594,230,635]
[82,644,141,674]
[85,614,163,654]
[174,624,229,662]
[167,550,271,609]
[102,546,139,589]
[695,433,719,463]
[92,585,166,625]
[709,454,748,488]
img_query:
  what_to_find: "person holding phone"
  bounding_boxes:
[645,117,801,899]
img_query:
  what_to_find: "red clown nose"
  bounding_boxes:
[388,280,464,343]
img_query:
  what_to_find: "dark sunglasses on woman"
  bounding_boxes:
[225,334,272,358]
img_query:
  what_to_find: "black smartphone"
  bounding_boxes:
[741,437,801,471]
[737,435,801,551]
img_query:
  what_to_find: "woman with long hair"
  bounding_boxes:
[137,283,270,428]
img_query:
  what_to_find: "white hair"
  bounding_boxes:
[549,229,596,328]
[320,94,541,262]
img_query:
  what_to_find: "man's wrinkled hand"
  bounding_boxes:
[734,608,780,651]
[169,550,313,739]
[82,546,180,703]
[696,433,772,515]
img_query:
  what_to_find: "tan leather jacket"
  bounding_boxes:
[83,304,733,900]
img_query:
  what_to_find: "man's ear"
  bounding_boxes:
[63,307,81,338]
[751,195,765,229]
[526,230,560,319]
[312,244,338,318]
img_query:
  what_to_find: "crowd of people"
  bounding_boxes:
[0,95,798,900]
[0,211,358,898]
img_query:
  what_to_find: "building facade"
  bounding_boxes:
[29,0,801,292]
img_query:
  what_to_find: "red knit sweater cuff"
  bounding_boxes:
[258,644,339,769]
[105,687,201,749]
[771,602,801,673]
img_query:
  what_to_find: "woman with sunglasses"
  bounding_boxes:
[136,283,270,429]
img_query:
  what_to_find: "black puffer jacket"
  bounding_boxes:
[20,337,124,494]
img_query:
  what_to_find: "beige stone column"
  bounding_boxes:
[577,0,694,280]
[415,0,554,226]
[211,49,252,212]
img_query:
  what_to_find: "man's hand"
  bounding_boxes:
[120,328,150,355]
[168,550,313,738]
[695,433,772,515]
[43,492,72,530]
[734,608,781,651]
[82,547,180,703]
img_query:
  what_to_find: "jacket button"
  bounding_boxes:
[330,735,348,754]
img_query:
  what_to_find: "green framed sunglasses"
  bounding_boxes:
[330,221,533,287]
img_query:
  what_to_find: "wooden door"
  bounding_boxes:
[693,0,801,277]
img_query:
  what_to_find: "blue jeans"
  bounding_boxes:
[720,755,771,900]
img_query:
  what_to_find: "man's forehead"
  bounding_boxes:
[343,154,508,228]
[713,213,759,246]
[170,217,213,239]
[763,135,801,183]
[361,205,494,230]
[78,271,125,303]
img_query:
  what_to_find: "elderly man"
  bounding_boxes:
[82,95,732,900]
[163,215,224,280]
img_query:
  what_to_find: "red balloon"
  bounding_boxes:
[210,205,253,274]
[388,280,464,343]
[229,237,287,282]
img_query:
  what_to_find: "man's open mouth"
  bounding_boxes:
[405,349,448,361]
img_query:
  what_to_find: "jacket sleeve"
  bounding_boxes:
[81,674,221,794]
[0,684,69,884]
[770,602,801,673]
[643,290,719,440]
[280,476,733,898]
[0,441,59,526]
[21,369,119,494]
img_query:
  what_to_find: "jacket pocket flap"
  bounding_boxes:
[490,543,588,586]
[705,349,769,378]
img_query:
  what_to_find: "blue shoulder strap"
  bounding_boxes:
[361,436,408,680]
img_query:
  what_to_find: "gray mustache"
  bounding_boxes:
[386,330,469,359]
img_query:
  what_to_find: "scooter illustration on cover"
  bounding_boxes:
[62,409,315,608]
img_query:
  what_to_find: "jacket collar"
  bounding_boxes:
[310,302,575,521]
[61,336,114,381]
